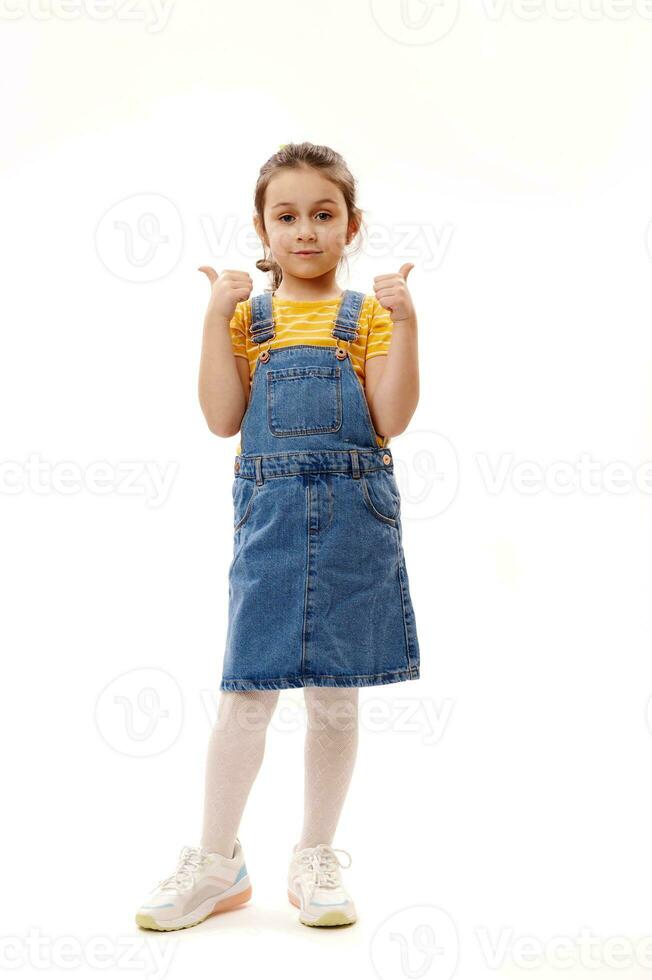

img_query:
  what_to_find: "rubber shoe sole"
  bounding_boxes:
[287,888,356,927]
[135,878,252,931]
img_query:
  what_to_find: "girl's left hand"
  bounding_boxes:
[373,263,416,324]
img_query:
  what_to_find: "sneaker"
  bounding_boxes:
[135,838,252,931]
[287,842,357,927]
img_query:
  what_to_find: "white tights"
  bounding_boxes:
[200,687,359,858]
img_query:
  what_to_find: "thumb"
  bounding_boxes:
[399,262,415,281]
[198,265,219,284]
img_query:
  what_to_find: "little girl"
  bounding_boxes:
[135,142,421,931]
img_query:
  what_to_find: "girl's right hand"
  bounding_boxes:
[198,267,253,320]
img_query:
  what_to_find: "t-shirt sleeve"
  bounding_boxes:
[229,301,249,360]
[366,296,394,361]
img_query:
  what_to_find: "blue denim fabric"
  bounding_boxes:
[220,289,421,690]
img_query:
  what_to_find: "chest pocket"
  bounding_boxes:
[267,365,342,436]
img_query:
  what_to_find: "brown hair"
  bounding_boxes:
[254,142,365,294]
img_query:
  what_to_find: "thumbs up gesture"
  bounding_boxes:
[198,266,253,321]
[373,263,415,325]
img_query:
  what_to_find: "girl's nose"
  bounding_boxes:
[297,224,317,240]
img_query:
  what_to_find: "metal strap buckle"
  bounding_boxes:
[335,338,350,360]
[258,340,272,363]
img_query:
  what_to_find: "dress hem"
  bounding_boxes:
[219,665,420,691]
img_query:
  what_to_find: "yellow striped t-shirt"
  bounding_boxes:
[230,294,394,452]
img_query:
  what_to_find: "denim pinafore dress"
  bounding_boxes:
[221,289,421,691]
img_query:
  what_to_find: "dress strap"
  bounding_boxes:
[249,292,275,345]
[331,290,365,343]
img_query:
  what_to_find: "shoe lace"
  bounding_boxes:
[298,844,352,888]
[157,845,208,892]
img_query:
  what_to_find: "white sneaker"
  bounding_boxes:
[287,842,357,927]
[135,839,252,931]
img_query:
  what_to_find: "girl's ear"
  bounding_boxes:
[347,214,361,243]
[253,213,268,247]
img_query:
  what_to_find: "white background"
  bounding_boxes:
[3,2,652,979]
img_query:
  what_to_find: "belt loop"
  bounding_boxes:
[255,456,264,486]
[349,449,361,480]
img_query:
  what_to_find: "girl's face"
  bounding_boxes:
[255,167,355,281]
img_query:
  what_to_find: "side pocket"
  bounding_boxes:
[233,477,258,531]
[358,469,400,526]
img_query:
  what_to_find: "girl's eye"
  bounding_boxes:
[278,212,332,223]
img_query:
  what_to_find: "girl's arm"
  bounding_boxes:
[365,265,420,438]
[197,268,252,437]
